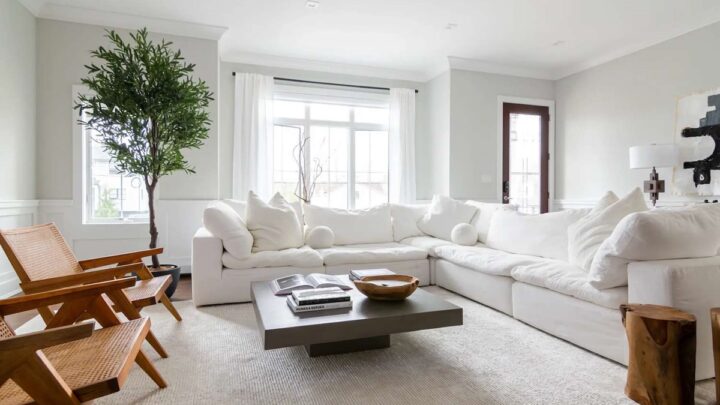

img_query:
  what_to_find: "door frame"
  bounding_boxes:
[496,96,555,212]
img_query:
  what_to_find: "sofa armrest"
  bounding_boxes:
[192,227,224,306]
[628,256,720,379]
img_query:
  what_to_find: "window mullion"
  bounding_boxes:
[348,109,356,209]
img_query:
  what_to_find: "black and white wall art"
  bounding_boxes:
[673,88,720,196]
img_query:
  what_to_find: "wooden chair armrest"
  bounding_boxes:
[0,323,94,353]
[20,263,144,294]
[79,248,164,269]
[0,277,136,316]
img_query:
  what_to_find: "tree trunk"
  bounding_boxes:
[621,304,696,405]
[146,179,160,269]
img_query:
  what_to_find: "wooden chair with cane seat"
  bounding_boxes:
[0,223,182,359]
[0,277,166,405]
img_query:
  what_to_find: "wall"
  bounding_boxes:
[555,21,720,204]
[423,71,451,198]
[0,0,37,297]
[218,62,428,199]
[36,19,220,200]
[33,19,221,273]
[449,69,554,201]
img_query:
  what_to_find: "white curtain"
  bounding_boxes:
[233,73,274,199]
[389,88,416,203]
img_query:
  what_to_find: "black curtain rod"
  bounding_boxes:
[232,72,419,94]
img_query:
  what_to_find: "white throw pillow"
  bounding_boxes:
[417,195,477,241]
[390,204,428,241]
[221,199,247,220]
[305,226,335,249]
[466,200,518,243]
[303,203,393,245]
[245,192,304,252]
[567,188,647,271]
[451,223,477,246]
[203,201,253,259]
[486,209,590,260]
[589,204,720,289]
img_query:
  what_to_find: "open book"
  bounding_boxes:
[270,273,351,295]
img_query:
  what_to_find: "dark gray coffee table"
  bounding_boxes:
[251,276,463,357]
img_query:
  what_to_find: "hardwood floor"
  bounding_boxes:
[5,274,193,330]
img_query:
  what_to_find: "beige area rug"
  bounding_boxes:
[96,287,716,405]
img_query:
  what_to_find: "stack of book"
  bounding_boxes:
[286,287,352,313]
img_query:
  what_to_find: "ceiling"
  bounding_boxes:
[20,0,720,81]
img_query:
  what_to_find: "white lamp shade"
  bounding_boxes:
[629,144,679,169]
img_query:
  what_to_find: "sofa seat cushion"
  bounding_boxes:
[317,243,428,266]
[399,236,454,257]
[222,247,323,270]
[434,245,547,276]
[511,261,627,309]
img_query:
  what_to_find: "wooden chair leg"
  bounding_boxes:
[38,306,55,325]
[145,330,168,359]
[106,290,169,359]
[135,349,167,388]
[12,351,80,405]
[160,293,182,321]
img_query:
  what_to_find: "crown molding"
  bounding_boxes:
[222,51,429,83]
[448,56,555,80]
[554,15,720,80]
[21,1,227,41]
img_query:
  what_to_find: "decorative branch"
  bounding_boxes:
[290,131,323,204]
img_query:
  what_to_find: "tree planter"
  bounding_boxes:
[150,264,182,298]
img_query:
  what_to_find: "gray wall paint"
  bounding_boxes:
[555,21,720,201]
[219,62,427,199]
[422,71,450,198]
[35,19,220,200]
[449,69,554,201]
[1,0,36,200]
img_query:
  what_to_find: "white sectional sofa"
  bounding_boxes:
[192,195,720,380]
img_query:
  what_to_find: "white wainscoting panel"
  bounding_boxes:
[0,201,39,298]
[38,199,211,274]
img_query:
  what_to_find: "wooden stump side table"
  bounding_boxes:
[711,308,720,403]
[621,304,697,405]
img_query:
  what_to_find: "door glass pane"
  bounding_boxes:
[509,113,541,214]
[310,126,348,208]
[354,131,388,208]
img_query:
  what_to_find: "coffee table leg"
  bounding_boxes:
[305,335,390,357]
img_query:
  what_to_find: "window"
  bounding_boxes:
[272,87,389,209]
[81,112,149,223]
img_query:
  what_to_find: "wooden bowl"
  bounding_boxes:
[353,275,419,301]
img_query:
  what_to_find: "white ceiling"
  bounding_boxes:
[20,0,720,81]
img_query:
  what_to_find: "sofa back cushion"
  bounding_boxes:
[303,203,393,245]
[417,195,477,241]
[390,204,428,241]
[203,201,253,259]
[589,204,720,289]
[466,201,517,243]
[486,209,590,260]
[246,192,304,252]
[567,188,647,271]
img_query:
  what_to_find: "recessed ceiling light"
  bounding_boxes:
[306,0,320,8]
[445,23,458,30]
[552,40,566,46]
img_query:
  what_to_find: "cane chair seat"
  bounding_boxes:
[0,318,150,404]
[122,275,172,308]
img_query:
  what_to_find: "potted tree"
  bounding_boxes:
[76,28,213,297]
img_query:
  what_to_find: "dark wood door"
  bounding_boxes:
[502,103,550,213]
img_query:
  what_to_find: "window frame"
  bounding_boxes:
[272,85,390,209]
[73,85,150,225]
